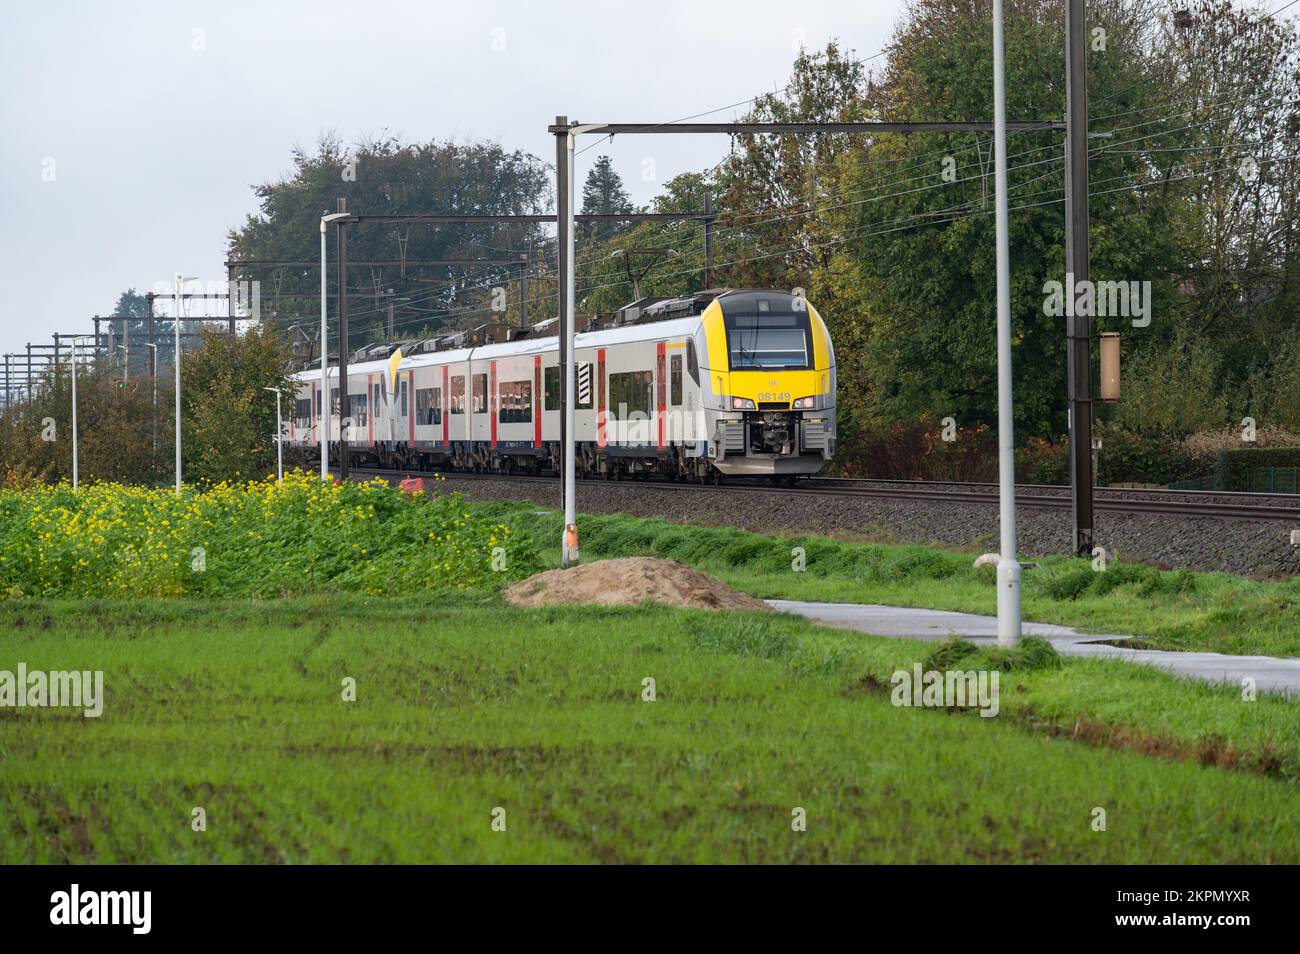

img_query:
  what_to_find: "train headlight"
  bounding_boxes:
[730,397,756,410]
[792,396,817,410]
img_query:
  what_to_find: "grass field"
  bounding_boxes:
[3,484,1296,863]
[492,505,1300,658]
[2,595,1297,864]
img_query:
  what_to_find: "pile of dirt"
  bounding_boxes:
[503,556,772,613]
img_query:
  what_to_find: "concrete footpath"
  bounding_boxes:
[768,599,1300,698]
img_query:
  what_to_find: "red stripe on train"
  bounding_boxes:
[489,360,498,448]
[596,348,606,449]
[533,355,542,449]
[656,342,666,450]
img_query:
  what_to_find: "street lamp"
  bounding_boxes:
[320,211,350,481]
[992,0,1022,645]
[263,387,283,484]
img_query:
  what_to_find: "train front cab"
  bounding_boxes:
[697,290,836,477]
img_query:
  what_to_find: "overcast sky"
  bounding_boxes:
[0,0,900,360]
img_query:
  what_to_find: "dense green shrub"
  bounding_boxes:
[1215,447,1300,491]
[0,471,541,599]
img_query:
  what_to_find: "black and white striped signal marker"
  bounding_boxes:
[577,363,591,405]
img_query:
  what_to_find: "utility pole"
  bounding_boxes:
[704,192,715,287]
[71,338,80,488]
[386,288,395,341]
[146,293,156,379]
[992,0,1022,646]
[518,251,529,330]
[320,210,348,481]
[174,275,185,492]
[551,115,577,564]
[1066,0,1094,558]
[336,197,350,481]
[228,266,237,334]
[26,343,32,401]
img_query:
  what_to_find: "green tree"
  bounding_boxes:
[0,363,169,486]
[228,134,553,345]
[179,326,296,484]
[578,171,719,314]
[715,41,871,291]
[815,1,1195,449]
[580,156,633,242]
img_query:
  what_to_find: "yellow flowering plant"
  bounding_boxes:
[0,470,541,599]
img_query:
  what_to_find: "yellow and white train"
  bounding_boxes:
[286,289,836,482]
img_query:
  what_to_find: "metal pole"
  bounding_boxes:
[1066,0,1094,557]
[123,316,129,382]
[174,274,183,492]
[551,121,566,522]
[93,317,100,367]
[336,198,350,482]
[518,252,529,330]
[147,294,156,379]
[228,266,236,334]
[559,119,579,568]
[704,192,714,287]
[993,0,1022,646]
[387,289,395,341]
[146,343,157,458]
[26,343,32,401]
[266,388,283,484]
[71,339,79,489]
[319,214,334,480]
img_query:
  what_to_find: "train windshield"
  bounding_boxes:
[724,311,812,370]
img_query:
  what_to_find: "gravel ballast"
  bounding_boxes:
[426,475,1300,579]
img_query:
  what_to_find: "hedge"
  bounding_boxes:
[1214,447,1300,491]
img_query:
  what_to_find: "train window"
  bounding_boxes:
[330,388,339,416]
[315,391,322,417]
[544,364,594,410]
[450,376,465,414]
[723,311,812,370]
[498,380,532,424]
[295,398,312,423]
[608,370,653,420]
[472,373,487,413]
[372,382,383,412]
[686,339,699,384]
[415,387,441,425]
[670,353,683,406]
[399,379,408,417]
[352,393,369,427]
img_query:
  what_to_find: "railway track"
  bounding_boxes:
[338,466,1300,524]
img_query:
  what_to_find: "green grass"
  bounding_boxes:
[484,504,1300,658]
[2,596,1297,864]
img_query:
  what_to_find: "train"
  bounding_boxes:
[285,288,836,483]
